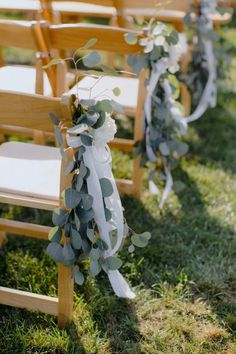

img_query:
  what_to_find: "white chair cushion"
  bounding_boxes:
[53,2,116,17]
[0,66,52,96]
[0,0,40,12]
[0,142,61,201]
[69,76,139,110]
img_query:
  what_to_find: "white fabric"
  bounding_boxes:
[0,66,52,96]
[70,76,139,111]
[0,142,61,200]
[67,135,135,299]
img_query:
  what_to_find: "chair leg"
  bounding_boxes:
[0,231,7,248]
[132,156,142,199]
[58,263,74,327]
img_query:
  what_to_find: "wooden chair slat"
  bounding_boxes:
[0,287,58,316]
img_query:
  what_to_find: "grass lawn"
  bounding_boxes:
[0,13,236,354]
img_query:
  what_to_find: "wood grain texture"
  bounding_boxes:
[0,287,58,315]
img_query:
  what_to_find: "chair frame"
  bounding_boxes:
[0,90,75,327]
[39,22,147,198]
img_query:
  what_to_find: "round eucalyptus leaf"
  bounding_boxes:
[112,87,121,97]
[62,243,75,263]
[83,51,101,67]
[105,256,123,270]
[128,244,135,253]
[48,226,62,243]
[89,260,101,276]
[64,188,81,209]
[74,265,84,285]
[71,228,82,250]
[124,32,138,45]
[46,242,63,263]
[100,178,114,198]
[159,142,170,156]
[131,232,151,248]
[52,208,69,227]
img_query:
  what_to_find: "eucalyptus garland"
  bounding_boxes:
[125,21,189,206]
[183,0,231,114]
[46,42,151,298]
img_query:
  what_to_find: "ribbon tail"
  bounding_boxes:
[159,162,173,209]
[108,270,136,299]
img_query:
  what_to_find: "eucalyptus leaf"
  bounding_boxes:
[96,238,109,251]
[124,32,138,45]
[87,228,95,242]
[83,51,101,67]
[64,188,81,209]
[48,226,62,243]
[62,243,75,263]
[89,260,101,276]
[90,247,100,261]
[74,265,84,285]
[112,87,121,97]
[47,242,63,262]
[100,178,113,198]
[71,228,82,250]
[105,256,122,270]
[52,208,69,227]
[80,133,93,146]
[131,232,151,248]
[54,126,63,146]
[65,161,75,175]
[81,193,93,210]
[159,142,170,156]
[50,112,60,126]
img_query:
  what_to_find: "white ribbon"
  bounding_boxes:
[67,134,135,299]
[185,40,217,123]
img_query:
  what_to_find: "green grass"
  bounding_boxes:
[1,13,236,354]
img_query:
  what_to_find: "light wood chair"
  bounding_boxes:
[0,19,75,142]
[114,0,232,31]
[39,0,116,24]
[40,23,147,198]
[0,89,76,327]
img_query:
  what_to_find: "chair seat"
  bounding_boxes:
[53,2,116,18]
[69,76,139,114]
[125,9,232,25]
[0,0,39,13]
[0,66,52,96]
[0,142,61,201]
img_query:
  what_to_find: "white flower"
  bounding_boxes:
[167,34,188,73]
[153,23,166,36]
[154,35,166,46]
[92,113,117,147]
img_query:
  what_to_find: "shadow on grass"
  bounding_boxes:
[187,92,236,175]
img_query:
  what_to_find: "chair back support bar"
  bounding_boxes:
[0,20,39,50]
[0,91,64,132]
[42,23,143,54]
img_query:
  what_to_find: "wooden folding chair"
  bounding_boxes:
[39,23,146,198]
[0,90,76,327]
[0,19,75,142]
[39,0,116,24]
[114,0,232,31]
[0,0,40,20]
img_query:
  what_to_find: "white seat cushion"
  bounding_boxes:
[53,2,116,17]
[0,142,61,201]
[0,66,52,96]
[0,0,40,12]
[69,76,139,111]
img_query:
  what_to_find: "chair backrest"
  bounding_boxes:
[41,22,143,55]
[0,90,71,132]
[0,19,60,96]
[114,0,197,12]
[39,0,115,22]
[0,20,40,51]
[114,0,198,27]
